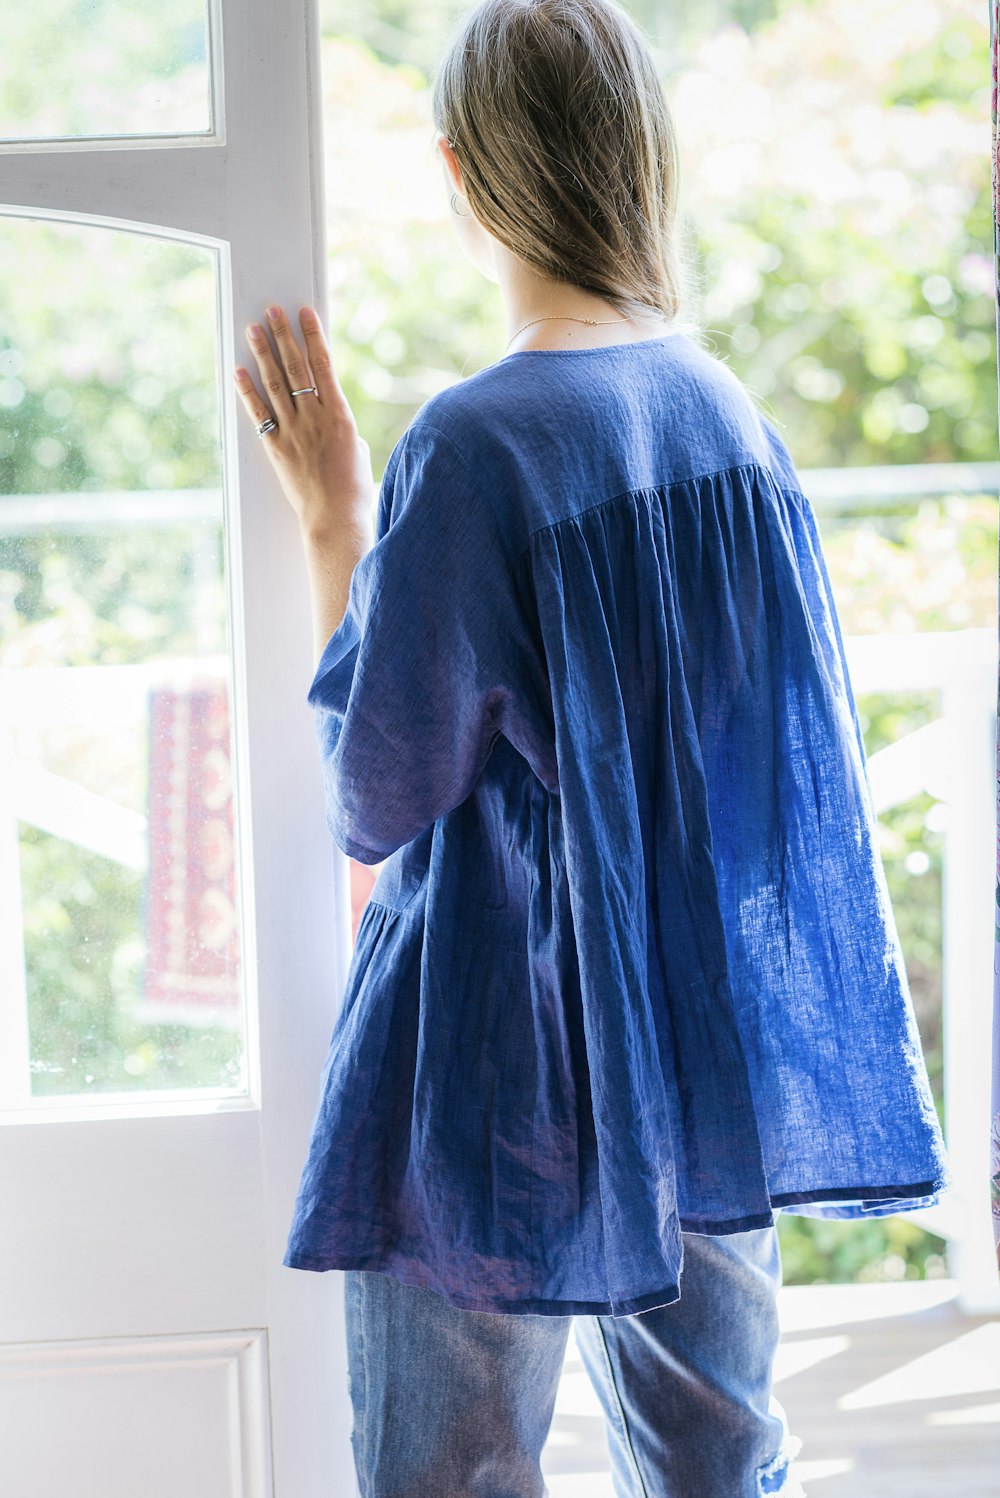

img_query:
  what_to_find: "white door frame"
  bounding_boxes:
[0,2,356,1492]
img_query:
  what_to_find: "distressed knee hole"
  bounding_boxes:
[756,1433,805,1496]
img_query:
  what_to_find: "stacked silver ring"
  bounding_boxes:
[290,386,318,398]
[255,416,278,438]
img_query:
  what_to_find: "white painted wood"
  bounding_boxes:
[804,460,1000,509]
[0,488,221,528]
[844,625,996,693]
[0,1,358,1494]
[939,663,1000,1313]
[844,628,1000,1314]
[8,757,148,869]
[865,719,948,814]
[0,147,229,235]
[0,1331,272,1498]
[0,708,32,1112]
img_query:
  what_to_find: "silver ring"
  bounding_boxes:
[290,386,318,398]
[255,416,278,438]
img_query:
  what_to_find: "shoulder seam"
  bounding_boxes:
[405,417,521,565]
[407,418,475,477]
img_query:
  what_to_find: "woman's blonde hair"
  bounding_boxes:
[431,0,697,327]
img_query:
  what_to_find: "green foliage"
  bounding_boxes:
[0,223,231,1094]
[778,1210,948,1285]
[2,0,208,138]
[820,497,999,636]
[5,526,224,663]
[671,2,996,469]
[21,825,242,1095]
[0,225,219,501]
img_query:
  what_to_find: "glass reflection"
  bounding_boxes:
[0,0,210,142]
[0,216,245,1104]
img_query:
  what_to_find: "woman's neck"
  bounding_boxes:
[494,244,671,354]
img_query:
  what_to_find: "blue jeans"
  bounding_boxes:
[343,1219,806,1497]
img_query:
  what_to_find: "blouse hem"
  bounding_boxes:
[282,1248,681,1318]
[770,1177,942,1209]
[283,1175,950,1317]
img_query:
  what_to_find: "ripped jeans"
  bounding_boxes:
[343,1214,806,1498]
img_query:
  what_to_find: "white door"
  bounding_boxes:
[0,3,355,1493]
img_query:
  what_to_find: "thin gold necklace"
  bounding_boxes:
[504,314,629,355]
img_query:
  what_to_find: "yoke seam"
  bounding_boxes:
[513,459,797,570]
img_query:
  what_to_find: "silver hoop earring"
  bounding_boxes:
[450,191,472,219]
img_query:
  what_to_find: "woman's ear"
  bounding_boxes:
[434,133,465,197]
[433,130,499,286]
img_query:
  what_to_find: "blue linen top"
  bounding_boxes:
[283,329,953,1317]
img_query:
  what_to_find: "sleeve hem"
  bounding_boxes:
[331,823,391,866]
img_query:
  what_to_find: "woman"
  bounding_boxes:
[235,1,951,1493]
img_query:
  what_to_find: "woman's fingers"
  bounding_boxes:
[232,306,372,533]
[298,306,348,411]
[233,302,350,445]
[245,319,294,419]
[264,305,315,400]
[233,364,279,436]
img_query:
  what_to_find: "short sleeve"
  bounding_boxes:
[306,418,526,863]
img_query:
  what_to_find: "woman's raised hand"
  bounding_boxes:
[234,305,374,542]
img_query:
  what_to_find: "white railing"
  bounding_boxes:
[1,466,998,1312]
[844,626,998,1314]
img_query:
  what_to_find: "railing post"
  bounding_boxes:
[940,649,1000,1312]
[0,694,33,1111]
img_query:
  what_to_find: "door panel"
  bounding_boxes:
[2,1331,271,1498]
[1,1112,265,1341]
[0,2,353,1493]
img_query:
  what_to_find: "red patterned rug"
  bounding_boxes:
[141,678,376,1026]
[142,680,241,1025]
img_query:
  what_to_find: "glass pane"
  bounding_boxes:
[1,1,210,141]
[0,216,246,1105]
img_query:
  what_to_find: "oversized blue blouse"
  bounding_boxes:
[283,330,953,1317]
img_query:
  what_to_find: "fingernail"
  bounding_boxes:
[266,305,281,321]
[247,324,262,339]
